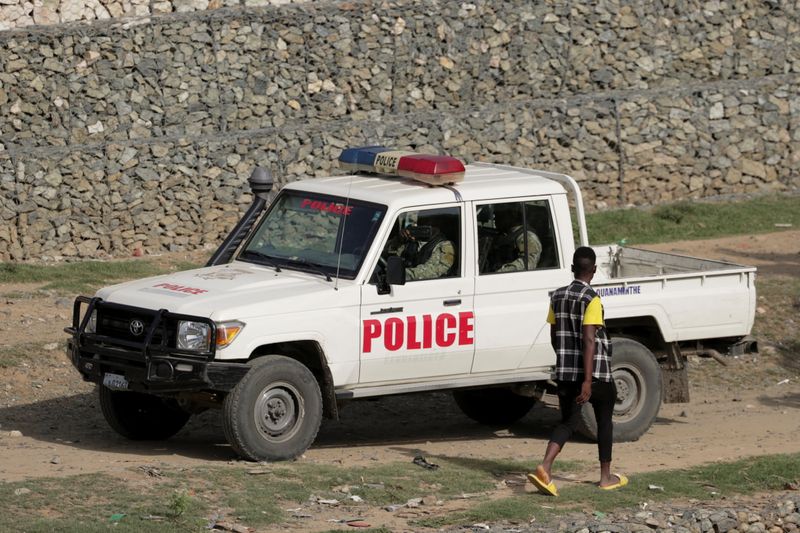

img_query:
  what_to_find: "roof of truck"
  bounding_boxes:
[284,162,569,208]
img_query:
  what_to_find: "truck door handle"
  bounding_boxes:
[370,307,404,315]
[443,299,461,306]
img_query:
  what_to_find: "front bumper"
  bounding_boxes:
[66,296,248,393]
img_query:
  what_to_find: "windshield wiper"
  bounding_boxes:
[283,258,333,282]
[239,250,282,272]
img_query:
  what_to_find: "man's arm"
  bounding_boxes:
[496,231,542,272]
[547,305,557,348]
[577,324,597,404]
[405,240,455,281]
[577,294,605,404]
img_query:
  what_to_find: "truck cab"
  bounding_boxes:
[67,147,756,461]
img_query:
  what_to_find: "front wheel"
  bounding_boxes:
[577,337,662,442]
[98,386,191,440]
[223,355,322,461]
[453,387,537,426]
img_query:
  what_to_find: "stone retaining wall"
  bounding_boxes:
[0,0,798,260]
[0,0,299,31]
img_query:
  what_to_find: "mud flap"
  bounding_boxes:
[662,342,690,404]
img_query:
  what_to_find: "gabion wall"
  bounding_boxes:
[0,0,294,31]
[0,0,798,260]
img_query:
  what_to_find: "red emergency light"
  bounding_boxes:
[396,154,465,185]
[338,146,465,185]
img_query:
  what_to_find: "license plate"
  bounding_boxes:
[103,373,129,391]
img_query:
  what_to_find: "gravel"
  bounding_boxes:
[457,494,800,533]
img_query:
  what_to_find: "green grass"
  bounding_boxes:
[753,276,800,374]
[193,456,561,528]
[586,194,800,245]
[415,452,800,528]
[318,529,393,533]
[0,457,579,532]
[0,472,207,533]
[0,342,52,368]
[0,260,200,295]
[1,454,797,532]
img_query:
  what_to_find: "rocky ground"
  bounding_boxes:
[470,494,800,533]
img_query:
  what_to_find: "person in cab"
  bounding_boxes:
[389,212,456,281]
[487,203,542,273]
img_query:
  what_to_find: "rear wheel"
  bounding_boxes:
[98,386,190,440]
[223,355,323,461]
[453,387,537,426]
[577,337,662,442]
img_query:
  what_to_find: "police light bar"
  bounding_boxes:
[338,146,465,185]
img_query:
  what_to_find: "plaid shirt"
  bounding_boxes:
[548,279,613,382]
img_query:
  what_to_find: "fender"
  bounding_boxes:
[244,334,340,420]
[605,303,673,342]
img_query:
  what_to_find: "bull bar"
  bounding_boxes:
[65,296,249,393]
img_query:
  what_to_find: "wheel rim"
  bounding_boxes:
[254,381,305,443]
[612,363,645,423]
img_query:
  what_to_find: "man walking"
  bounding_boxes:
[528,246,627,496]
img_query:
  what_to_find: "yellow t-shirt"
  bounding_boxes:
[546,296,604,326]
[583,296,604,326]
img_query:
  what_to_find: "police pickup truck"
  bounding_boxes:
[66,147,757,461]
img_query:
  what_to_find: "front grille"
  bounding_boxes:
[71,296,215,362]
[96,307,171,346]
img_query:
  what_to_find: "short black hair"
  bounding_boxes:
[572,246,596,276]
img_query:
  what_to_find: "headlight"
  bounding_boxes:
[177,321,211,351]
[215,321,245,350]
[85,310,97,333]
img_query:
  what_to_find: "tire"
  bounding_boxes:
[98,386,191,440]
[577,337,662,442]
[222,355,322,462]
[453,387,537,426]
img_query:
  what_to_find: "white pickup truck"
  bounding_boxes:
[66,147,757,461]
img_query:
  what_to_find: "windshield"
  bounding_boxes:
[239,191,386,280]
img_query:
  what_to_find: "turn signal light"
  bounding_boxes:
[216,321,245,349]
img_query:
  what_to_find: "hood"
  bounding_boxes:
[96,261,356,321]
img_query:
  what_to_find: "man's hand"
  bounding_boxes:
[576,380,592,404]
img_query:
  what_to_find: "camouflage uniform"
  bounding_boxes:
[405,239,456,281]
[496,226,542,272]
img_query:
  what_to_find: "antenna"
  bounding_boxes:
[333,174,355,291]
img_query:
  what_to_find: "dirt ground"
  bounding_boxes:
[0,231,798,526]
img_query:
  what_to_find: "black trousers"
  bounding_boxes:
[550,380,616,463]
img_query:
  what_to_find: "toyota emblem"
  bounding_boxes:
[129,319,145,336]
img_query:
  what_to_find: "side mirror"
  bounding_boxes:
[376,256,406,295]
[386,256,406,286]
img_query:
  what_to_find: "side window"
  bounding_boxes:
[524,200,559,269]
[477,200,559,275]
[374,206,461,282]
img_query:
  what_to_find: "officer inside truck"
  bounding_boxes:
[482,203,542,273]
[383,210,458,281]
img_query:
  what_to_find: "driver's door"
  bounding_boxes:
[359,204,476,383]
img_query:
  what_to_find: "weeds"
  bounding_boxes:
[0,259,200,295]
[588,194,799,245]
[652,202,697,224]
[0,454,797,532]
[415,453,800,528]
[166,490,192,519]
[0,342,51,368]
